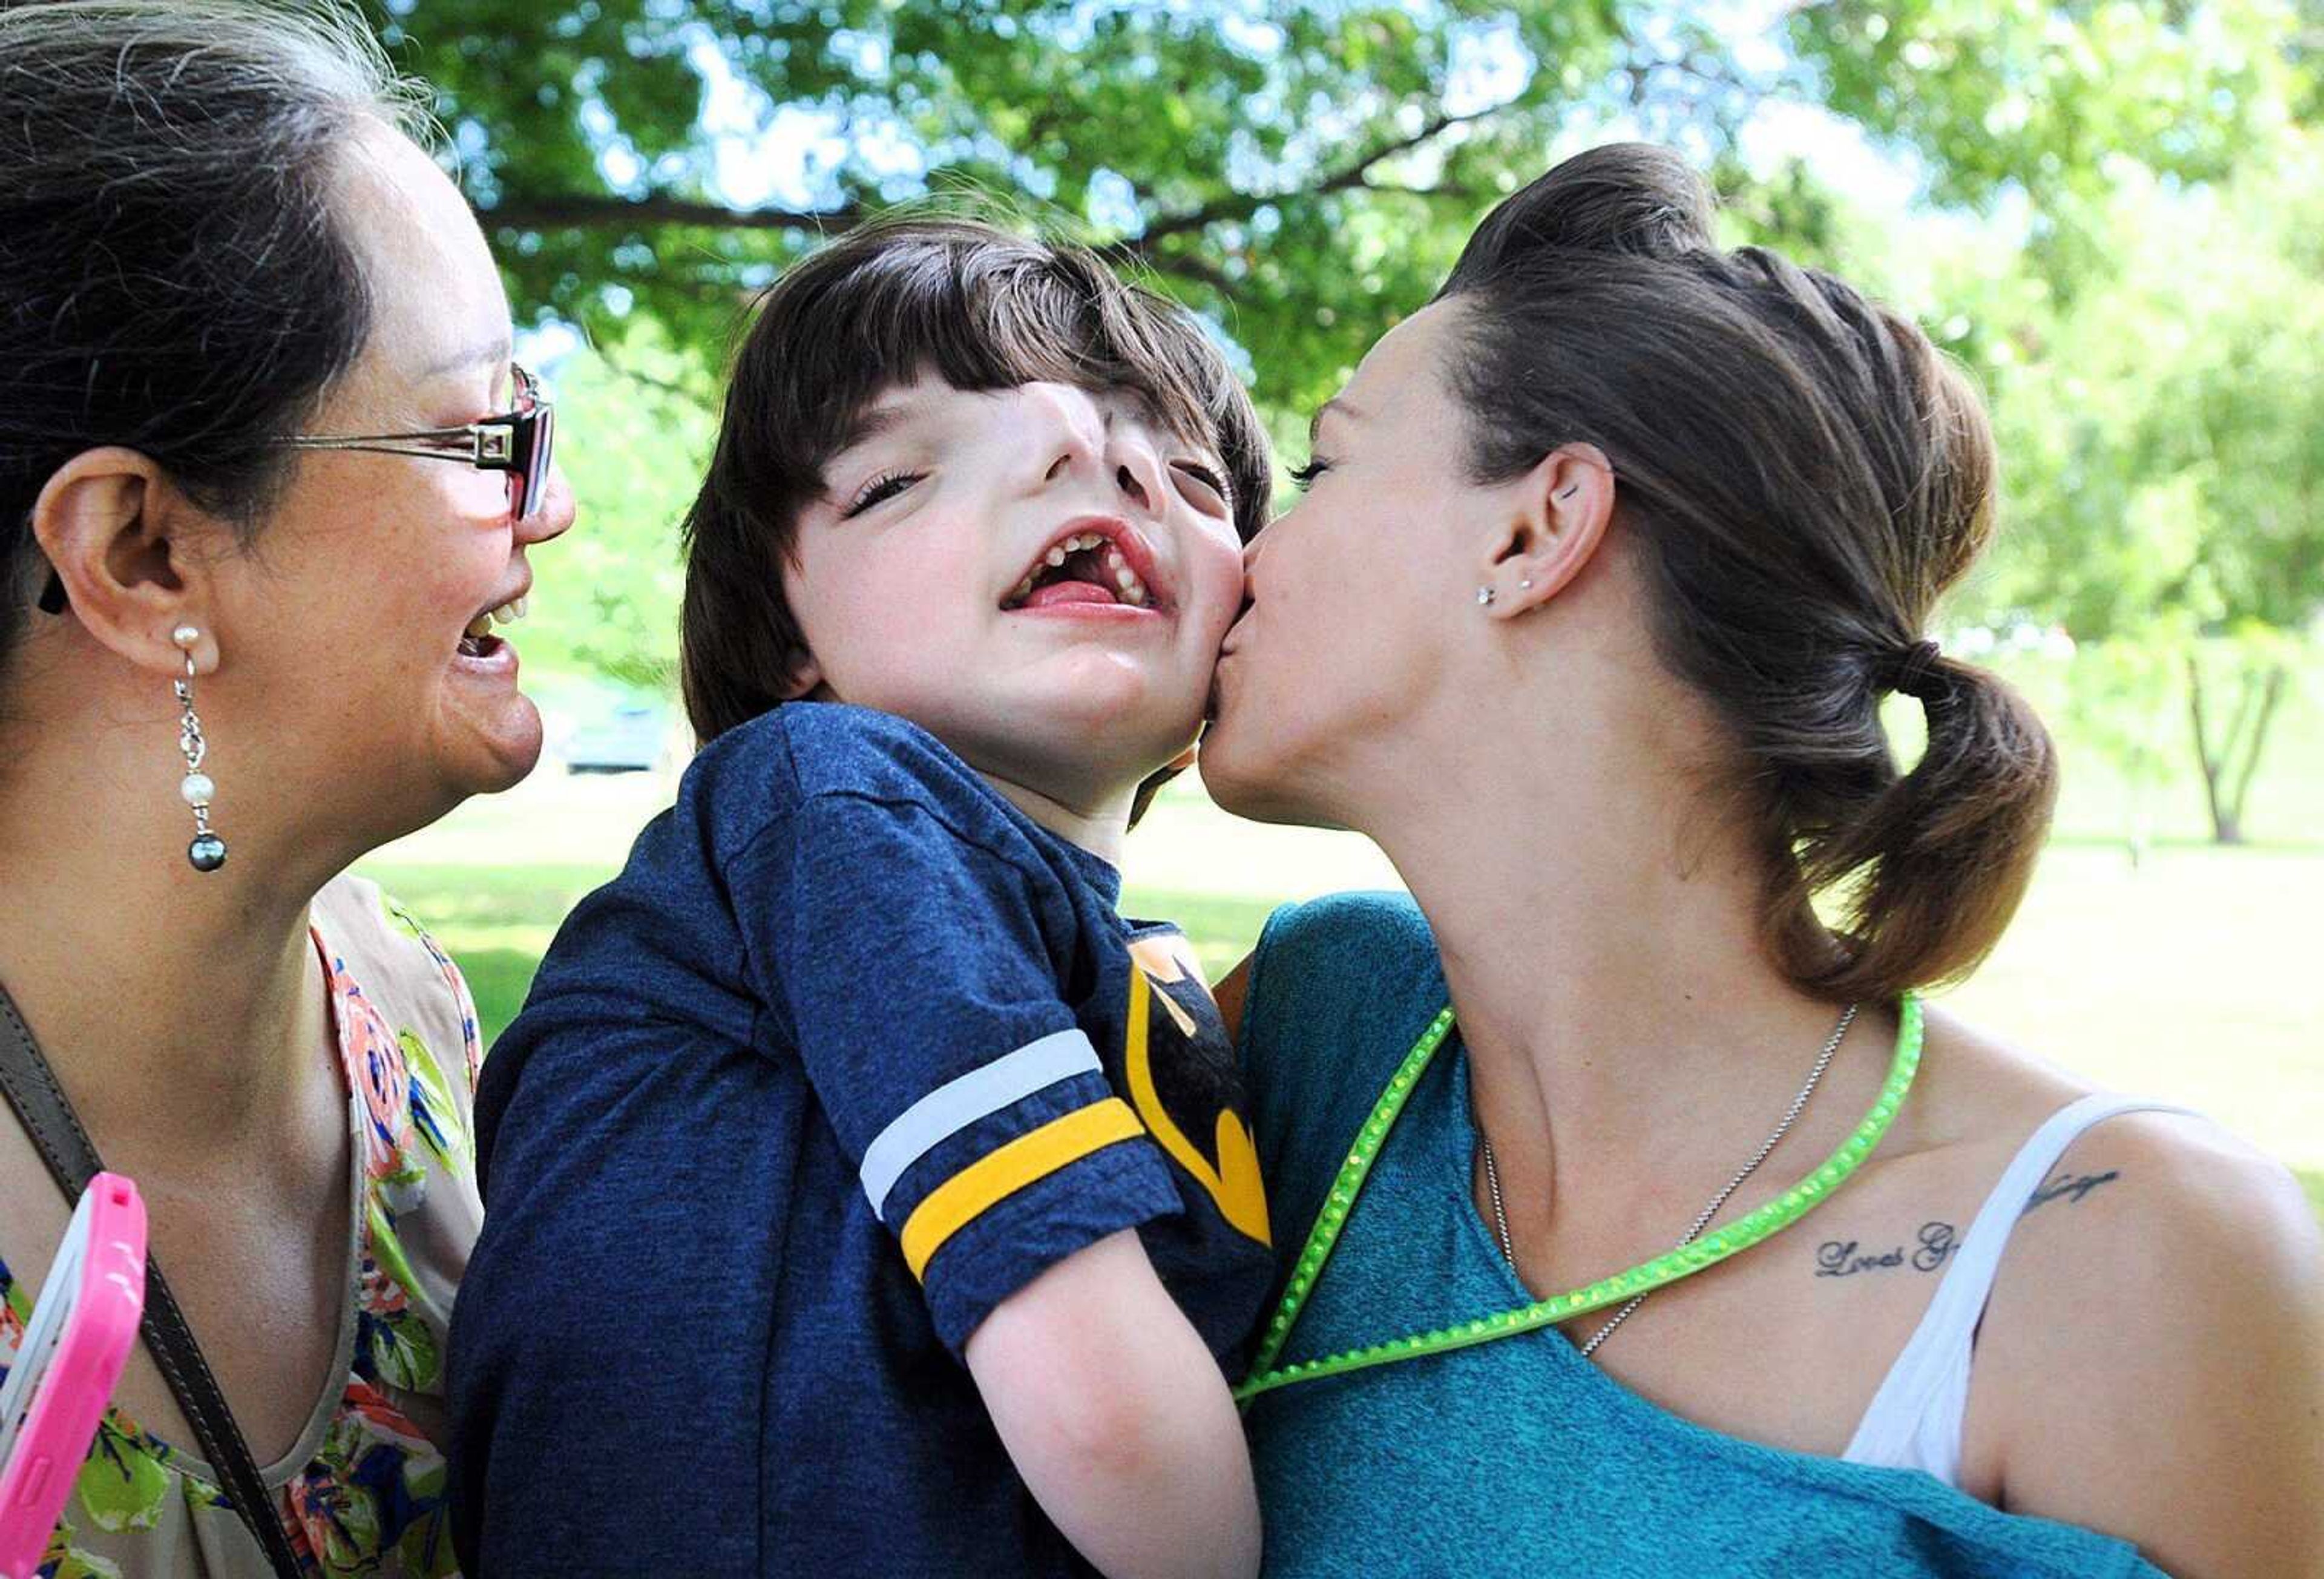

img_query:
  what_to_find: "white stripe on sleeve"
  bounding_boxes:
[856,1029,1103,1219]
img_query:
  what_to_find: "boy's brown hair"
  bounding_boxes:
[680,217,1272,755]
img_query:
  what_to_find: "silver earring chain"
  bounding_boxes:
[1479,1002,1859,1360]
[174,658,208,780]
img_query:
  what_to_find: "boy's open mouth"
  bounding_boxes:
[1002,524,1158,611]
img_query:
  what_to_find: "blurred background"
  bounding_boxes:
[346,0,2322,1212]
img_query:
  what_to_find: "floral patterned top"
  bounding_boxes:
[0,876,485,1578]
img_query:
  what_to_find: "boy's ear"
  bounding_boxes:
[780,652,825,701]
[1480,442,1615,620]
[32,447,220,677]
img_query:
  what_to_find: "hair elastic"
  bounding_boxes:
[1881,638,1945,700]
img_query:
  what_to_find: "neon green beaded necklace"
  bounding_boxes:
[1234,993,1923,1403]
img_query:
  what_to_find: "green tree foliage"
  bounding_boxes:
[519,335,714,689]
[378,0,2322,842]
[383,0,1639,421]
[1951,143,2324,841]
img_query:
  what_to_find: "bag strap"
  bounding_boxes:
[0,980,306,1579]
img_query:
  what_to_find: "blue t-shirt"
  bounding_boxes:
[1238,891,2165,1579]
[447,704,1274,1577]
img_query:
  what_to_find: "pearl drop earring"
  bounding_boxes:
[171,625,226,872]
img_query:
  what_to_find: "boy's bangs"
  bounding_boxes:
[816,245,1240,510]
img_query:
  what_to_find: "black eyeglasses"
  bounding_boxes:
[35,366,555,615]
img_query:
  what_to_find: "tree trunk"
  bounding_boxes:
[2225,663,2290,841]
[2187,654,2238,844]
[2185,653,2290,846]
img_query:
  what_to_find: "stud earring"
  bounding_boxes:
[1476,586,1496,607]
[171,626,226,873]
[1519,577,1535,591]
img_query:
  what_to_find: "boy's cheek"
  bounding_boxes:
[1184,540,1249,636]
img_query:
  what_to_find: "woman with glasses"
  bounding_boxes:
[0,2,571,1573]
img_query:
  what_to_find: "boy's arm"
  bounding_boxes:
[967,1230,1259,1579]
[746,787,1256,1574]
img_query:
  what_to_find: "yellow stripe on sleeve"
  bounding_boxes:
[897,1097,1146,1281]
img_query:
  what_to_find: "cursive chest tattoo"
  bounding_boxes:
[1811,1167,2129,1281]
[1814,1221,1958,1278]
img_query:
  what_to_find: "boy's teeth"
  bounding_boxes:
[1123,578,1148,607]
[465,612,494,640]
[1045,546,1068,567]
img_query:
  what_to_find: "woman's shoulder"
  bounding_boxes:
[1247,890,1442,1019]
[1920,1007,2324,1570]
[1243,890,1445,1072]
[1911,1004,2318,1336]
[1238,891,1448,1181]
[313,872,484,1097]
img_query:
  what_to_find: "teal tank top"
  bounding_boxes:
[1236,892,2164,1578]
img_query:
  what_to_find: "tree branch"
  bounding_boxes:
[1137,102,1508,244]
[476,98,1508,252]
[484,192,864,233]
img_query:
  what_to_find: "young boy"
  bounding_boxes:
[447,219,1277,1578]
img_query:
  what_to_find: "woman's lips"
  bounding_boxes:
[453,634,519,676]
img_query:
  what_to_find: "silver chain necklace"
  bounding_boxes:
[1478,1003,1859,1360]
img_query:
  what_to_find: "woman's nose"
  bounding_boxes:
[519,464,578,546]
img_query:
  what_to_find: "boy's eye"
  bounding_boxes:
[1170,461,1230,514]
[844,469,925,517]
[1288,456,1331,492]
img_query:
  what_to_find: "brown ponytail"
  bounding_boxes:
[1437,143,2060,1001]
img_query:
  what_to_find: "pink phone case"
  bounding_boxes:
[0,1173,147,1579]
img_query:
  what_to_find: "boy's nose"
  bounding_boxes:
[1025,382,1108,473]
[1026,382,1166,517]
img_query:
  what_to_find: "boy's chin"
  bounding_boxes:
[958,707,1200,806]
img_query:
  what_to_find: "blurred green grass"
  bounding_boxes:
[361,845,2323,1233]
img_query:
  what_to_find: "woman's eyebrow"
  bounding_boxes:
[423,333,514,382]
[1310,397,1362,445]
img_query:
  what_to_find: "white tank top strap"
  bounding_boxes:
[1840,1092,2198,1487]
